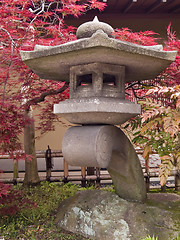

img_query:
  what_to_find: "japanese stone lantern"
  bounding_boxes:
[20,17,176,202]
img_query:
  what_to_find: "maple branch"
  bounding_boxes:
[30,0,36,8]
[125,81,140,90]
[125,80,157,101]
[24,82,69,109]
[30,1,45,24]
[140,81,156,87]
[131,86,146,100]
[47,1,60,12]
[29,6,42,14]
[0,27,14,44]
[125,80,155,90]
[0,27,16,100]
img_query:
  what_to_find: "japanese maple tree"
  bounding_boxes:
[0,0,106,189]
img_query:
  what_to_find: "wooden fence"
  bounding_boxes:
[0,150,177,190]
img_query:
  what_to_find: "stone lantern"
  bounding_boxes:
[20,17,176,202]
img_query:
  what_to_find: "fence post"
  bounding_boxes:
[13,159,18,185]
[96,167,101,187]
[145,155,150,192]
[81,167,86,187]
[63,159,69,183]
[87,167,95,186]
[175,169,180,191]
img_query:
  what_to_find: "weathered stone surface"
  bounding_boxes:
[62,125,146,202]
[70,63,125,99]
[20,26,176,83]
[54,97,140,125]
[76,16,114,39]
[55,190,180,240]
[62,125,113,168]
[106,126,146,202]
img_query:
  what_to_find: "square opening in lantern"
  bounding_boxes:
[77,74,93,87]
[103,74,117,87]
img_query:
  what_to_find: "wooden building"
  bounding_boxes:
[67,0,180,38]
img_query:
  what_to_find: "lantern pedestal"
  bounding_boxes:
[62,125,146,202]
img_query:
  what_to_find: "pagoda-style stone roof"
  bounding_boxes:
[20,17,176,83]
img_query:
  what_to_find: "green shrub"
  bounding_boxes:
[0,182,89,239]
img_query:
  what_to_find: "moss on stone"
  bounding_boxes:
[55,190,180,240]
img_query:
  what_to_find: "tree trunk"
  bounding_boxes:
[23,107,40,186]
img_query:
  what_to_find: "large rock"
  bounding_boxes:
[55,190,180,240]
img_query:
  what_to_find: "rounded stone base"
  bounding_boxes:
[55,190,180,240]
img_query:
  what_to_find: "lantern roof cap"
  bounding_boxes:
[76,16,114,39]
[20,18,177,83]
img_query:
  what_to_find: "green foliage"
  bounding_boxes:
[141,235,158,240]
[141,235,180,240]
[123,26,180,187]
[129,98,180,186]
[149,188,180,195]
[101,185,115,193]
[0,182,90,239]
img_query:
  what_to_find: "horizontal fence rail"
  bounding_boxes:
[0,150,177,190]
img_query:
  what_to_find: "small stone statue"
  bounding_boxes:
[45,145,53,181]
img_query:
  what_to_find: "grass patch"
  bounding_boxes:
[0,182,91,239]
[141,235,180,240]
[149,188,180,195]
[0,183,179,239]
